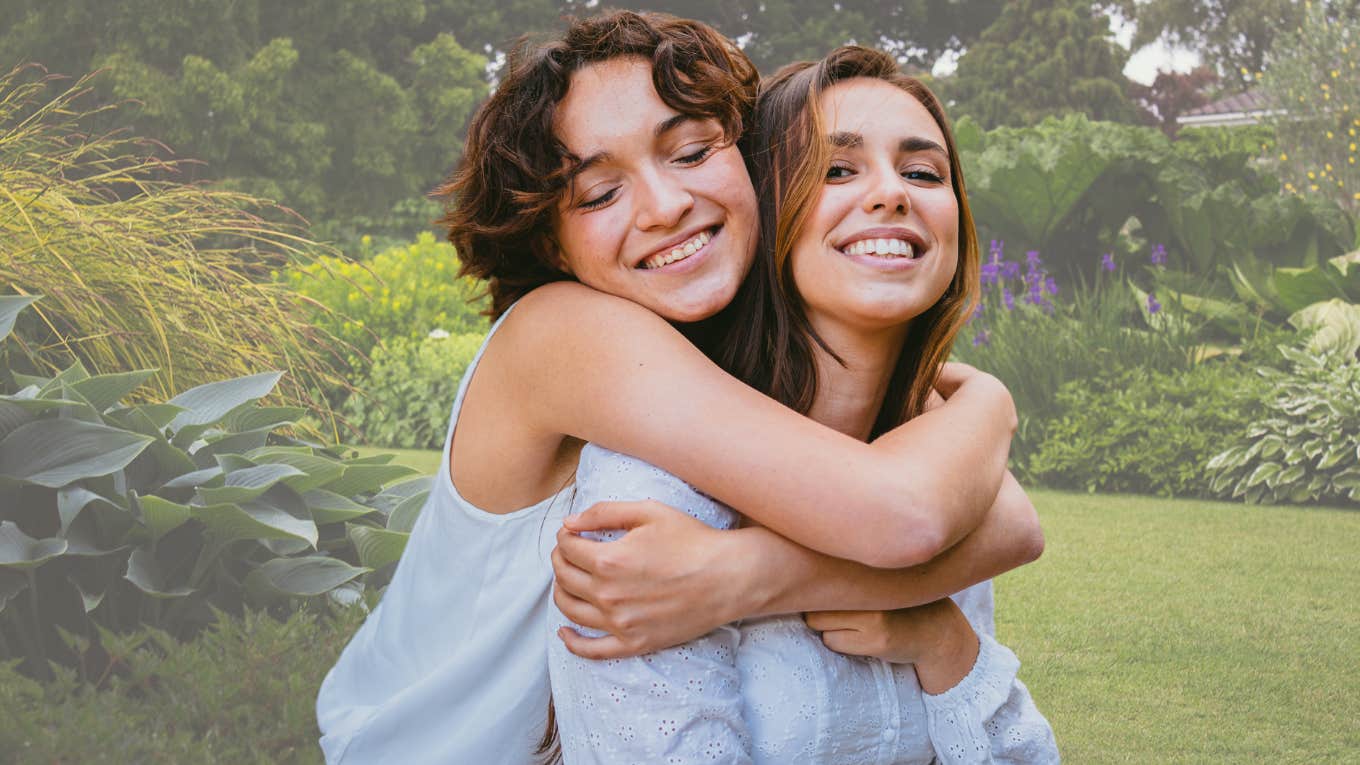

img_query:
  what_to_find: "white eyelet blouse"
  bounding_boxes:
[548,445,1060,764]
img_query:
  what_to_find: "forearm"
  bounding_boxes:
[737,472,1040,617]
[865,374,1017,561]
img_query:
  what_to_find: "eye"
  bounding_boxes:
[826,163,855,181]
[675,143,715,165]
[903,167,945,183]
[578,186,618,210]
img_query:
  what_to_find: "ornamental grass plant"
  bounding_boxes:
[0,66,350,419]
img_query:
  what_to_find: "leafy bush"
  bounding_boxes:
[0,66,350,417]
[0,297,425,679]
[1207,347,1360,506]
[953,246,1202,447]
[341,331,485,450]
[1026,362,1270,497]
[0,606,362,764]
[286,232,488,360]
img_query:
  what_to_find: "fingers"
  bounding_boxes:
[803,610,861,632]
[817,628,867,657]
[552,582,609,632]
[556,627,637,661]
[555,525,608,573]
[551,546,594,599]
[563,500,660,532]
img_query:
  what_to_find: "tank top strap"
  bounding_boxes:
[436,302,519,482]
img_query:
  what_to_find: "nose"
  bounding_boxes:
[862,164,910,216]
[634,166,694,230]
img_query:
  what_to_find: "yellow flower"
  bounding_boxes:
[1240,67,1249,76]
[1308,171,1316,179]
[1326,163,1334,172]
[1351,157,1357,164]
[1352,143,1358,151]
[1311,184,1320,191]
[1285,182,1296,191]
[1354,192,1360,200]
[1333,70,1341,78]
[1327,131,1335,139]
[1280,152,1289,161]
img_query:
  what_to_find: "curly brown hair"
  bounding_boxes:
[435,10,760,318]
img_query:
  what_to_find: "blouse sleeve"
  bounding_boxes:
[547,445,753,764]
[920,633,1061,764]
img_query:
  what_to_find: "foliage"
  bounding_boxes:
[1259,0,1360,214]
[0,66,351,419]
[952,246,1203,469]
[0,297,426,679]
[286,232,488,361]
[1128,66,1219,137]
[1116,0,1307,90]
[0,606,362,763]
[0,1,488,232]
[956,114,1354,280]
[1206,346,1360,505]
[1025,362,1269,496]
[342,332,484,450]
[941,0,1140,129]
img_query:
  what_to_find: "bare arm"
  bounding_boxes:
[509,283,1015,568]
[552,472,1041,658]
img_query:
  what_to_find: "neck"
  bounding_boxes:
[804,316,909,442]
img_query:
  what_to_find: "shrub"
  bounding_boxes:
[286,232,488,360]
[1026,362,1270,497]
[341,331,484,449]
[0,606,362,764]
[0,298,425,679]
[1207,347,1360,506]
[0,66,350,417]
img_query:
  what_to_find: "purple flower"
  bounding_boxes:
[1001,260,1020,280]
[972,302,984,320]
[1147,292,1162,315]
[989,239,1005,261]
[1025,250,1042,270]
[972,330,990,347]
[1002,287,1015,311]
[1150,244,1167,266]
[980,261,1000,287]
[1101,252,1116,272]
[1045,276,1059,296]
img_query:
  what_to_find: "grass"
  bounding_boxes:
[996,490,1360,763]
[352,445,443,476]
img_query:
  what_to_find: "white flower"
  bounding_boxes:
[427,328,450,339]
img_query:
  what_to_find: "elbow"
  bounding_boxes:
[1020,522,1045,566]
[858,505,952,570]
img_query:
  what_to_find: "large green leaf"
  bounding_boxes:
[324,463,418,498]
[124,546,195,599]
[347,524,409,569]
[0,419,153,488]
[1288,299,1360,358]
[197,463,305,505]
[137,495,193,542]
[0,521,67,570]
[244,556,369,599]
[57,486,126,534]
[0,294,40,342]
[387,491,429,533]
[1274,267,1346,314]
[192,487,317,547]
[247,450,345,492]
[166,371,283,437]
[225,405,306,433]
[302,489,375,525]
[69,369,157,412]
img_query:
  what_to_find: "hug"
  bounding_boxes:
[319,10,1059,764]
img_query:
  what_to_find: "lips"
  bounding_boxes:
[836,228,927,260]
[638,226,716,270]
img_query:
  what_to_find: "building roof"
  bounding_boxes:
[1177,88,1276,127]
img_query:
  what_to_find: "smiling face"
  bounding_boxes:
[549,57,758,323]
[788,77,959,340]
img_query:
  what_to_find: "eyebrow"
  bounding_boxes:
[568,114,699,181]
[826,131,950,160]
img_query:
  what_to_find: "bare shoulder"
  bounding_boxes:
[498,282,687,360]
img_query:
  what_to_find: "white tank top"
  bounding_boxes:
[317,304,573,764]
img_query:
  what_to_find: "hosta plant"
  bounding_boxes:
[1206,346,1360,506]
[0,296,425,679]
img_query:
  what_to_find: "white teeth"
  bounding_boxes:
[843,237,915,258]
[642,230,712,269]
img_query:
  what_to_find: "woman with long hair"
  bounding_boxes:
[318,13,1038,764]
[545,45,1059,763]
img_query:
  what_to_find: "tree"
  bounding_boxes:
[942,0,1140,129]
[0,0,488,238]
[1118,0,1306,92]
[1261,1,1360,213]
[1129,65,1218,136]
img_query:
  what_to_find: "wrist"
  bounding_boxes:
[719,528,779,621]
[916,607,980,695]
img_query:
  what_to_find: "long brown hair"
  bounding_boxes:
[435,10,760,318]
[718,45,981,434]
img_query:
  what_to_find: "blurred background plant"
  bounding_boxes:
[0,66,352,422]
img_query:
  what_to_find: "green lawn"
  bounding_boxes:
[352,445,443,476]
[996,490,1360,763]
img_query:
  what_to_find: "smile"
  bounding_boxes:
[840,238,919,259]
[639,229,713,270]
